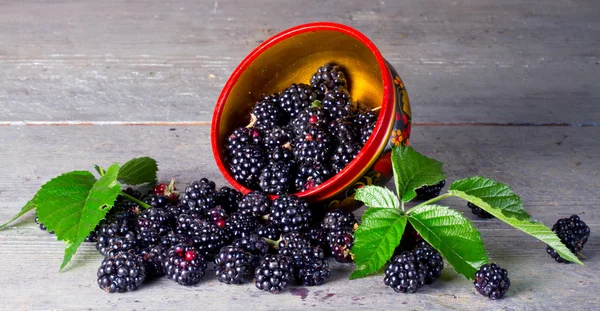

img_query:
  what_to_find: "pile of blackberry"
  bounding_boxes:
[225,63,379,194]
[383,240,444,294]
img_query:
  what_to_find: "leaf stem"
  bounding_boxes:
[121,191,150,209]
[408,193,452,214]
[401,200,405,212]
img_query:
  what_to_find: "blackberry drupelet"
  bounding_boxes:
[255,224,281,240]
[254,254,294,293]
[216,186,243,213]
[294,162,331,191]
[214,246,254,284]
[269,195,312,233]
[140,245,166,278]
[225,212,259,239]
[474,263,510,299]
[137,207,170,247]
[310,63,347,93]
[226,127,262,152]
[293,125,333,164]
[321,209,358,232]
[181,178,218,215]
[322,86,355,119]
[279,83,320,120]
[291,105,329,137]
[97,251,146,293]
[163,244,207,286]
[259,161,293,194]
[468,202,494,219]
[383,252,426,293]
[413,240,444,284]
[547,214,590,263]
[251,94,284,132]
[238,191,271,217]
[229,144,267,188]
[327,229,354,262]
[415,180,446,201]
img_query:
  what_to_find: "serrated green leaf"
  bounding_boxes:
[449,176,530,220]
[355,185,400,209]
[35,164,122,270]
[408,204,489,280]
[391,146,446,203]
[0,200,36,230]
[350,208,407,279]
[117,157,158,185]
[93,164,104,176]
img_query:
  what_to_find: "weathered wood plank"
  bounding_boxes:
[0,125,598,310]
[0,0,598,123]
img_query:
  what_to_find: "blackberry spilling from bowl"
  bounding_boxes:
[225,63,379,194]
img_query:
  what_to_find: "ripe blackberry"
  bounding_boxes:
[140,245,166,278]
[226,127,262,152]
[207,206,229,226]
[413,240,444,284]
[151,180,180,204]
[238,191,271,217]
[277,233,311,258]
[415,180,446,201]
[321,209,358,232]
[302,227,328,250]
[230,144,267,188]
[354,108,378,128]
[214,246,254,284]
[143,194,171,209]
[163,244,207,286]
[231,234,269,259]
[269,195,312,233]
[294,162,331,192]
[330,140,360,174]
[474,263,510,299]
[279,83,320,120]
[293,125,333,164]
[137,207,170,247]
[322,86,355,119]
[97,251,146,293]
[329,119,358,143]
[225,212,259,239]
[360,124,375,145]
[103,232,139,258]
[267,144,295,163]
[295,250,330,286]
[291,105,329,137]
[468,202,494,219]
[160,230,193,248]
[547,214,590,263]
[263,126,294,150]
[259,161,293,194]
[183,218,232,257]
[310,63,347,93]
[251,94,284,132]
[181,178,218,215]
[383,252,426,293]
[95,220,138,257]
[327,230,354,262]
[255,224,281,240]
[254,254,294,293]
[216,186,243,213]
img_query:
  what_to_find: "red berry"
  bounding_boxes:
[185,250,196,261]
[309,115,318,124]
[215,219,225,228]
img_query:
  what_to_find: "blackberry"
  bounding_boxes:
[207,206,229,226]
[302,227,328,249]
[181,178,218,215]
[547,214,590,263]
[97,251,146,293]
[328,119,358,143]
[176,212,231,256]
[160,230,193,248]
[95,220,138,257]
[214,246,254,284]
[277,233,311,258]
[254,254,294,293]
[259,161,293,194]
[468,202,494,219]
[216,186,243,213]
[279,83,320,120]
[163,244,207,286]
[383,252,426,293]
[321,209,358,232]
[474,263,510,299]
[295,250,330,286]
[143,194,171,209]
[293,125,333,164]
[103,231,139,258]
[251,94,283,132]
[322,86,355,119]
[231,234,269,259]
[255,224,281,240]
[238,191,271,217]
[230,144,267,188]
[137,207,170,247]
[310,63,347,93]
[415,180,446,201]
[151,180,180,204]
[225,212,259,239]
[226,126,262,152]
[294,162,331,192]
[360,124,375,145]
[267,144,295,163]
[327,230,354,262]
[263,126,294,150]
[269,195,312,233]
[291,105,329,137]
[140,245,166,278]
[354,108,378,128]
[331,140,360,174]
[413,240,444,284]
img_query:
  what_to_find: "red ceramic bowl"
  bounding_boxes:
[211,22,411,211]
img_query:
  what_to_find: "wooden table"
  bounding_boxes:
[1,1,598,309]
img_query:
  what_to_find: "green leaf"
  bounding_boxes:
[391,145,446,203]
[449,176,530,220]
[355,185,400,209]
[350,208,407,279]
[35,164,122,270]
[408,204,489,280]
[0,200,36,230]
[117,157,158,185]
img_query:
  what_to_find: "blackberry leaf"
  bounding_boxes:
[391,146,446,203]
[117,157,158,185]
[349,208,407,280]
[408,204,489,280]
[355,186,400,210]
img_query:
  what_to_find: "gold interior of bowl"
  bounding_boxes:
[218,30,385,148]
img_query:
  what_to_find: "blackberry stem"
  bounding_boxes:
[121,191,150,209]
[408,193,451,214]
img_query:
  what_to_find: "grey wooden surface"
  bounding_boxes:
[0,0,599,310]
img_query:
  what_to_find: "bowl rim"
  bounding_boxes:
[211,22,394,200]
